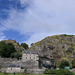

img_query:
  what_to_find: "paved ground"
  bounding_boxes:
[70,68,75,74]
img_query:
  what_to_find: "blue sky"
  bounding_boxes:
[0,0,75,46]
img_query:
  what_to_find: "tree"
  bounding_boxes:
[31,43,34,46]
[0,41,7,57]
[0,41,16,58]
[59,60,70,69]
[7,43,16,57]
[11,51,22,59]
[21,43,29,50]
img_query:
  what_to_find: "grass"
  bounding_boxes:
[0,73,46,75]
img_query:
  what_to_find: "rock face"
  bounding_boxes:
[29,34,75,67]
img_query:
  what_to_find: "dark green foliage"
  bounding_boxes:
[62,34,73,37]
[59,60,70,69]
[44,69,75,75]
[31,43,34,46]
[0,41,16,58]
[21,43,29,50]
[55,36,59,39]
[0,66,2,69]
[24,68,27,73]
[72,58,75,68]
[11,51,22,59]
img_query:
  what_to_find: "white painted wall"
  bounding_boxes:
[22,53,39,62]
[6,67,21,73]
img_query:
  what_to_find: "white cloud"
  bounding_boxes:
[0,36,6,41]
[25,33,51,46]
[25,33,65,47]
[0,26,6,41]
[1,0,75,45]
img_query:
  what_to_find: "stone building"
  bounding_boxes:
[6,64,22,73]
[22,50,55,69]
[22,50,39,62]
[22,50,39,69]
[0,50,55,73]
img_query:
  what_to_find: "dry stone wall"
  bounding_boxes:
[27,69,45,74]
[0,57,39,69]
[0,57,18,68]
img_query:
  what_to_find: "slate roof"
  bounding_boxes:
[9,64,20,67]
[23,50,40,54]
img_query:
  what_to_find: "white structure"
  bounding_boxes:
[22,50,39,62]
[6,64,22,73]
[22,50,39,69]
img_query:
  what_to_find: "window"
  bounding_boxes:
[26,57,27,59]
[30,57,31,59]
[30,52,31,56]
[34,54,35,59]
[34,57,35,59]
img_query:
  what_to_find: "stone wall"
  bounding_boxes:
[0,57,18,68]
[21,60,39,69]
[27,69,45,74]
[1,68,24,73]
[1,68,45,74]
[0,57,39,69]
[6,68,23,73]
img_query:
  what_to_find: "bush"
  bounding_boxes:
[24,68,27,73]
[0,66,2,69]
[11,51,22,59]
[44,69,75,75]
[72,58,75,68]
[59,60,70,69]
[21,43,29,50]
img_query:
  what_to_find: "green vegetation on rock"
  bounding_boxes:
[21,43,29,50]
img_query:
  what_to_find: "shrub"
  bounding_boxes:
[11,51,22,59]
[0,66,2,69]
[21,43,29,50]
[44,69,75,75]
[72,58,75,68]
[59,60,70,69]
[24,68,27,73]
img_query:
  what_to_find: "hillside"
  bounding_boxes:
[5,39,25,51]
[30,34,75,67]
[0,39,25,58]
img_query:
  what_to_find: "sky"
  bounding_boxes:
[0,0,75,46]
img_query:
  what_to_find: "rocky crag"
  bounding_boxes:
[29,34,75,67]
[4,39,25,51]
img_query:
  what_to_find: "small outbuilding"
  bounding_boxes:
[6,64,22,73]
